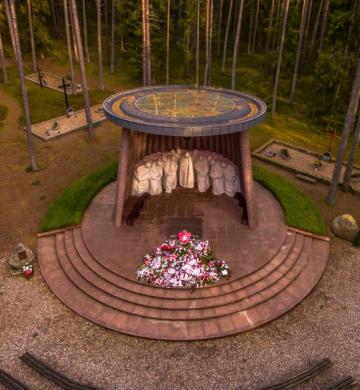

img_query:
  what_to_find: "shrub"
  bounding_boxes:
[253,165,326,235]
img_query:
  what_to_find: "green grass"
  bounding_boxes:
[253,165,326,235]
[0,104,8,121]
[40,160,326,236]
[40,161,118,232]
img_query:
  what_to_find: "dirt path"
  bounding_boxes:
[0,87,121,254]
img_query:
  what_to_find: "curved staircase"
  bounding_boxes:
[38,226,329,340]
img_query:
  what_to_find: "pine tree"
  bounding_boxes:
[271,0,290,115]
[69,0,94,139]
[4,0,38,171]
[327,57,360,204]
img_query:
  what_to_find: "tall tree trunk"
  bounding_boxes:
[221,0,234,73]
[4,0,38,170]
[271,0,290,115]
[166,0,171,85]
[82,0,90,62]
[231,0,245,90]
[50,0,59,38]
[327,57,360,204]
[251,0,260,53]
[27,0,37,72]
[303,0,313,47]
[104,0,109,46]
[141,0,147,86]
[248,1,254,54]
[265,0,276,55]
[208,0,213,85]
[195,0,200,87]
[216,0,224,56]
[69,4,79,62]
[145,0,151,84]
[3,0,16,63]
[204,0,210,85]
[343,114,360,192]
[309,0,324,54]
[271,0,282,50]
[110,0,115,74]
[64,0,75,93]
[0,30,8,83]
[141,0,151,86]
[69,0,94,139]
[290,0,308,103]
[318,0,329,55]
[96,0,104,90]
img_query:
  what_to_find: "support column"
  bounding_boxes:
[239,130,256,228]
[114,128,131,227]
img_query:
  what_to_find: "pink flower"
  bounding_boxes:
[177,230,192,245]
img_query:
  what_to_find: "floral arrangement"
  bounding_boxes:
[22,263,34,279]
[313,160,322,170]
[136,231,231,288]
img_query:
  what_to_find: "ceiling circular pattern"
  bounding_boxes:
[103,85,267,137]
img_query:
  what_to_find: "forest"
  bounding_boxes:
[0,0,359,199]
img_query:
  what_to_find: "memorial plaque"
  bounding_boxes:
[167,217,202,239]
[17,250,28,260]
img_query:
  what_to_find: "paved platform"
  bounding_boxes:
[253,139,360,184]
[30,105,106,141]
[25,71,82,94]
[38,184,329,340]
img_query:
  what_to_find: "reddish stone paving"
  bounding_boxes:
[37,184,330,340]
[82,183,287,282]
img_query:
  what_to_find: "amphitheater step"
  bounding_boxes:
[62,229,309,316]
[38,226,329,340]
[71,226,297,300]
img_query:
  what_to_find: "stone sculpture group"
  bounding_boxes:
[132,148,240,197]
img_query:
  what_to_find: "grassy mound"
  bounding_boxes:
[40,161,118,232]
[40,161,326,236]
[253,165,326,235]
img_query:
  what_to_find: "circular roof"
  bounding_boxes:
[103,85,267,137]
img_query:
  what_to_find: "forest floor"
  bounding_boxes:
[0,59,360,389]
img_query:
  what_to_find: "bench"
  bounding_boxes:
[20,352,99,390]
[0,368,30,390]
[234,192,248,225]
[125,192,150,226]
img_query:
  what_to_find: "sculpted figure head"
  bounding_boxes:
[162,154,168,162]
[145,162,152,169]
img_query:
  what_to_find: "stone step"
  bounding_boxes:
[65,229,304,311]
[38,233,327,340]
[72,227,297,300]
[57,231,311,321]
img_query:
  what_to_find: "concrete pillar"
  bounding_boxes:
[114,128,131,227]
[239,130,256,228]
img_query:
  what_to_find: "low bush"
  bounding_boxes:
[40,161,118,232]
[253,165,326,235]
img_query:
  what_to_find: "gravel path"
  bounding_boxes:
[1,239,359,390]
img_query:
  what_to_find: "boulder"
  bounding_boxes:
[7,243,35,270]
[331,214,359,242]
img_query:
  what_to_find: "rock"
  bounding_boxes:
[7,243,35,270]
[331,214,359,242]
